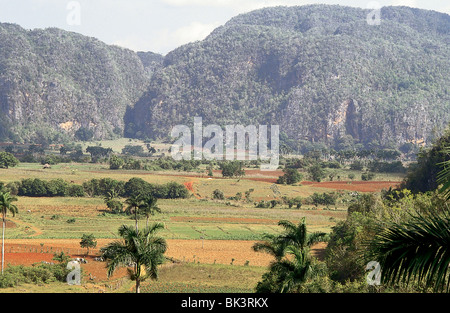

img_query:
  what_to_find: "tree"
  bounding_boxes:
[0,191,18,274]
[253,218,327,293]
[307,163,325,182]
[125,195,143,231]
[109,155,124,170]
[212,189,225,200]
[0,151,19,169]
[285,197,303,209]
[310,192,337,209]
[437,147,450,200]
[277,168,303,185]
[105,199,123,214]
[264,245,319,293]
[402,128,450,193]
[220,161,245,179]
[80,234,97,255]
[86,146,112,162]
[367,210,450,292]
[101,223,167,293]
[122,145,144,156]
[75,127,94,141]
[139,195,162,229]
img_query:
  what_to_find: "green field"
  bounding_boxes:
[0,161,403,293]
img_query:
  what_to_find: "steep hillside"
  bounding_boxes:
[0,23,157,143]
[126,5,450,150]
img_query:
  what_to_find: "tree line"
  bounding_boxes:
[1,177,189,200]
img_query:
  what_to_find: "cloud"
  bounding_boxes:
[162,0,312,13]
[390,0,418,7]
[170,21,221,46]
[113,21,221,54]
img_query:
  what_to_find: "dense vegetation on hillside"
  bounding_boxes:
[0,24,160,143]
[0,5,448,152]
[126,5,450,151]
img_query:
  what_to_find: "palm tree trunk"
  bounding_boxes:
[1,216,5,275]
[136,279,141,293]
[135,207,139,233]
[135,211,138,233]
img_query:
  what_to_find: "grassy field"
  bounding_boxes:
[0,161,404,293]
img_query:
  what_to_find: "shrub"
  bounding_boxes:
[0,263,71,288]
[67,184,85,197]
[308,162,326,182]
[220,161,245,178]
[106,199,123,214]
[277,168,303,185]
[361,172,375,181]
[45,179,69,197]
[349,161,364,171]
[109,155,124,170]
[213,189,225,200]
[310,192,337,208]
[0,151,19,169]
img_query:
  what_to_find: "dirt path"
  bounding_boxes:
[8,217,43,237]
[184,179,202,199]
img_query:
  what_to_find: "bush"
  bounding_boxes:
[308,163,326,182]
[310,192,337,208]
[220,161,245,178]
[212,189,225,200]
[106,199,123,214]
[277,168,303,185]
[361,172,375,181]
[67,184,85,197]
[45,179,69,197]
[367,160,406,173]
[255,200,271,208]
[0,263,71,288]
[349,161,364,171]
[0,151,19,169]
[18,178,72,197]
[122,145,144,156]
[109,155,124,170]
[18,178,49,197]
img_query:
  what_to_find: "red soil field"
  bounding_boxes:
[2,239,328,285]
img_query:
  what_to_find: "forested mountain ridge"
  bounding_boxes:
[0,5,448,151]
[0,23,161,143]
[126,5,450,150]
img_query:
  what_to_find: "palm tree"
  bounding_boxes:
[277,218,327,250]
[253,218,327,293]
[139,195,161,229]
[437,147,450,200]
[0,191,18,274]
[252,233,286,261]
[368,210,450,292]
[125,195,143,232]
[101,223,167,293]
[366,153,450,292]
[267,245,320,293]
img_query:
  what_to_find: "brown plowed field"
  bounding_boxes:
[2,239,327,283]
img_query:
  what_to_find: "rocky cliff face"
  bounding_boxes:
[0,5,449,149]
[126,5,450,149]
[0,23,158,142]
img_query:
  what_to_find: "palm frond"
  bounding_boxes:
[368,210,450,292]
[437,148,450,200]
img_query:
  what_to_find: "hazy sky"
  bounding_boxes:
[0,0,448,54]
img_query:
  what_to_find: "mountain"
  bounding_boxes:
[0,23,162,143]
[126,5,450,151]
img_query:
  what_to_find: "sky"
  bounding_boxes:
[0,0,448,55]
